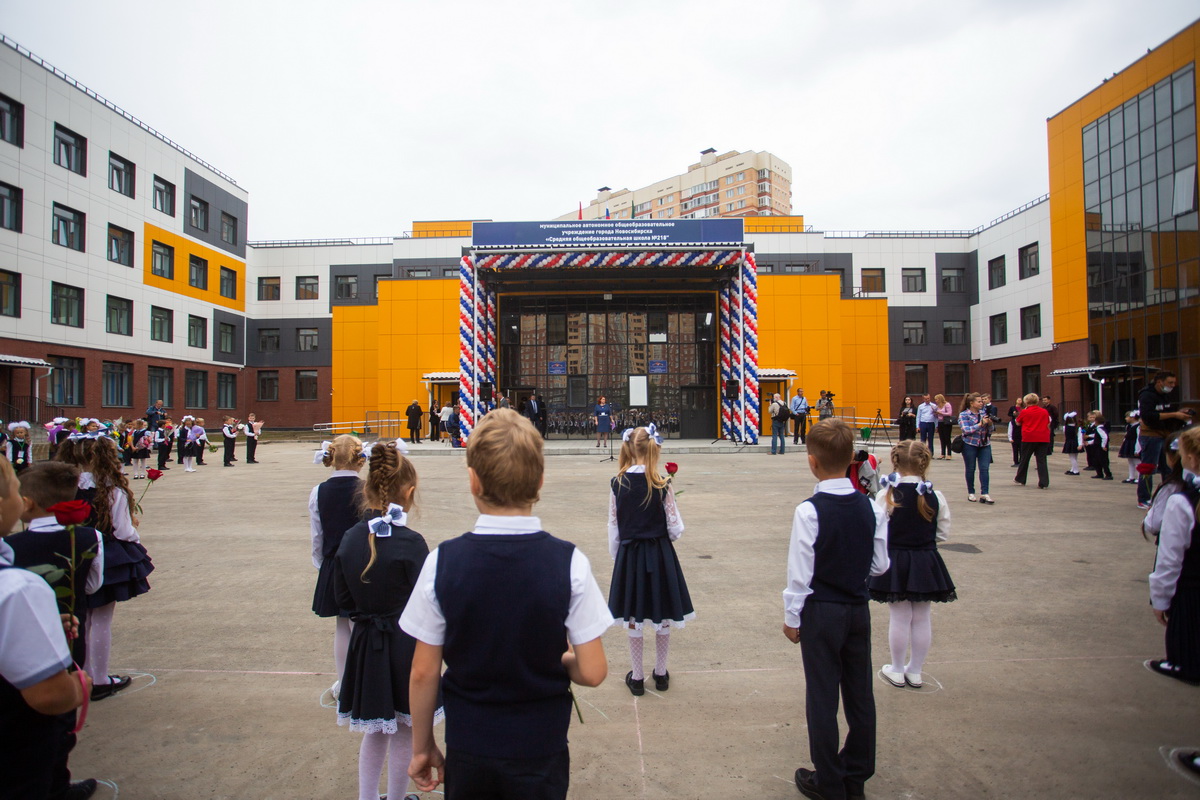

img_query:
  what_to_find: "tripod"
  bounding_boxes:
[867,408,893,450]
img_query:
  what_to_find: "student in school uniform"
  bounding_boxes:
[155,418,174,471]
[245,413,263,464]
[782,418,889,800]
[5,422,32,474]
[221,417,240,467]
[176,416,193,465]
[193,418,210,466]
[1084,411,1113,480]
[1061,411,1084,476]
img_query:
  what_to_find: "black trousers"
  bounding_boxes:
[157,443,171,469]
[246,436,258,463]
[0,702,77,800]
[176,434,186,463]
[937,422,954,456]
[222,438,235,465]
[793,414,808,444]
[798,600,876,800]
[1089,445,1111,478]
[444,747,569,800]
[1016,442,1049,488]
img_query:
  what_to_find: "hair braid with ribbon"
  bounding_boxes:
[358,440,419,582]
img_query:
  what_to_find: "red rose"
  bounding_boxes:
[1136,463,1156,475]
[665,462,679,475]
[47,500,92,526]
[146,468,163,482]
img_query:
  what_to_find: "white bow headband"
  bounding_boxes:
[7,421,30,432]
[367,503,408,537]
[879,471,934,495]
[621,423,663,447]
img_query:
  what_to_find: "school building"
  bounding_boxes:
[0,22,1196,438]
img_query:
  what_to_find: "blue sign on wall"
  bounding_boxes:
[548,361,567,375]
[473,219,744,248]
[648,360,668,374]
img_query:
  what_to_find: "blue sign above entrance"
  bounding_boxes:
[473,219,744,248]
[547,361,567,375]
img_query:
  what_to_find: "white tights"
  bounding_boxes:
[887,601,932,675]
[627,627,671,681]
[334,617,352,682]
[1126,458,1139,481]
[85,602,116,684]
[1067,454,1079,472]
[358,726,412,800]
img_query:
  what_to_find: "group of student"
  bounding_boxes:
[0,430,156,798]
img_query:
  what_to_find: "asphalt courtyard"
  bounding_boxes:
[66,438,1200,799]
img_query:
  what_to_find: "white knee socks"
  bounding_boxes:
[85,602,116,684]
[334,617,352,683]
[907,602,933,675]
[1127,458,1138,481]
[1068,454,1079,472]
[654,631,670,677]
[359,727,414,800]
[627,629,644,681]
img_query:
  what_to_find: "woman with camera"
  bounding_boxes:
[958,392,995,504]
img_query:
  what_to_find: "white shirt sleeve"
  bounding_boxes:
[85,535,105,596]
[607,490,620,560]
[782,502,817,628]
[108,488,140,544]
[0,573,74,689]
[934,489,951,542]
[566,549,616,645]
[1144,484,1181,536]
[1149,493,1195,611]
[870,502,890,576]
[664,485,684,541]
[309,485,323,570]
[399,548,445,645]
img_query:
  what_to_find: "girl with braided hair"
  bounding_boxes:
[868,440,955,689]
[332,439,439,800]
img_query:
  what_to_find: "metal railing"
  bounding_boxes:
[313,414,405,440]
[248,237,395,248]
[820,194,1050,239]
[0,34,240,187]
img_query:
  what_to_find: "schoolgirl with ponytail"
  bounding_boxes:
[868,440,956,689]
[332,439,439,800]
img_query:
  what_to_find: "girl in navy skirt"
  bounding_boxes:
[608,424,694,696]
[1146,427,1200,685]
[1061,411,1083,475]
[309,434,365,699]
[1119,410,1141,483]
[334,440,440,800]
[868,441,956,688]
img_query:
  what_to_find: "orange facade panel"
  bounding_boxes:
[141,222,245,312]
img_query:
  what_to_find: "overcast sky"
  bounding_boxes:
[2,1,1197,238]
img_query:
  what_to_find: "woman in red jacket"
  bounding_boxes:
[1015,393,1052,489]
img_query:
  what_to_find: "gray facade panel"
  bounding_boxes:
[394,256,461,279]
[753,252,855,296]
[888,305,972,362]
[934,252,979,306]
[183,169,249,259]
[329,263,395,308]
[245,318,333,368]
[211,309,245,365]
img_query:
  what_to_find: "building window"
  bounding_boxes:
[151,306,173,342]
[904,365,928,395]
[220,213,238,245]
[258,328,280,353]
[1147,332,1179,359]
[989,313,1007,346]
[49,356,83,406]
[189,196,208,231]
[218,322,236,355]
[335,275,358,299]
[1018,242,1040,279]
[0,270,19,317]
[53,124,86,175]
[296,370,319,401]
[860,269,885,293]
[901,268,926,293]
[944,363,970,395]
[257,370,279,401]
[148,366,173,408]
[102,362,132,407]
[107,225,133,266]
[1020,304,1041,339]
[988,256,1006,289]
[296,276,319,299]
[151,241,174,278]
[942,267,965,293]
[185,369,207,409]
[1022,365,1041,396]
[220,267,237,299]
[188,315,207,348]
[943,320,966,345]
[189,256,209,290]
[217,373,237,409]
[991,369,1008,401]
[51,283,84,328]
[153,176,175,216]
[258,277,280,301]
[0,182,21,232]
[108,153,135,198]
[408,268,431,278]
[0,94,23,147]
[51,204,85,251]
[106,295,132,336]
[902,320,926,345]
[297,328,319,352]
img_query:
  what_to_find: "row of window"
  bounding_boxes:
[49,358,320,408]
[901,320,967,346]
[0,93,240,243]
[989,305,1042,345]
[862,267,967,294]
[986,243,1041,290]
[901,364,1042,401]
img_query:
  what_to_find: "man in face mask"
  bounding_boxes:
[1135,371,1196,508]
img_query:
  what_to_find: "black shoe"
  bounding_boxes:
[1146,659,1200,685]
[64,779,98,799]
[1102,475,1113,480]
[1091,474,1104,479]
[845,783,866,800]
[653,670,669,691]
[794,768,831,800]
[624,671,644,696]
[1177,750,1200,777]
[247,460,258,464]
[91,674,132,700]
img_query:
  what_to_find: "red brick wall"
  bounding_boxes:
[0,337,331,429]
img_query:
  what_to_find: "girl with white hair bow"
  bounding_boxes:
[5,421,32,473]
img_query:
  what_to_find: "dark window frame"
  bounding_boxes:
[943,320,966,345]
[1018,242,1040,280]
[53,124,86,175]
[0,269,20,317]
[257,370,280,402]
[901,268,926,293]
[296,370,319,401]
[297,327,319,352]
[991,368,1008,401]
[101,361,133,407]
[218,322,236,355]
[904,364,928,395]
[1020,304,1041,340]
[105,295,133,336]
[217,372,237,409]
[860,268,885,294]
[901,320,927,345]
[258,328,280,353]
[51,203,85,252]
[220,212,238,245]
[189,255,209,290]
[150,306,173,342]
[148,366,173,408]
[153,175,175,216]
[989,312,1007,346]
[188,315,207,348]
[185,369,208,409]
[335,275,358,299]
[988,255,1006,290]
[0,93,24,148]
[189,195,209,231]
[107,224,133,266]
[50,282,84,328]
[0,181,21,232]
[941,267,966,293]
[108,152,135,198]
[258,276,281,301]
[151,241,174,279]
[219,267,237,299]
[296,275,319,300]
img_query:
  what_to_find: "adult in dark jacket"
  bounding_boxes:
[1136,371,1196,507]
[405,400,424,444]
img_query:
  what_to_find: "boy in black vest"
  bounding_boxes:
[402,408,612,800]
[782,419,889,800]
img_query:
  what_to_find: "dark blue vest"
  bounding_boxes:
[434,531,575,759]
[886,484,938,550]
[612,473,667,541]
[1177,485,1200,589]
[316,476,362,561]
[807,493,876,604]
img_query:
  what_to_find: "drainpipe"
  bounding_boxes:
[1086,372,1106,421]
[35,366,54,422]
